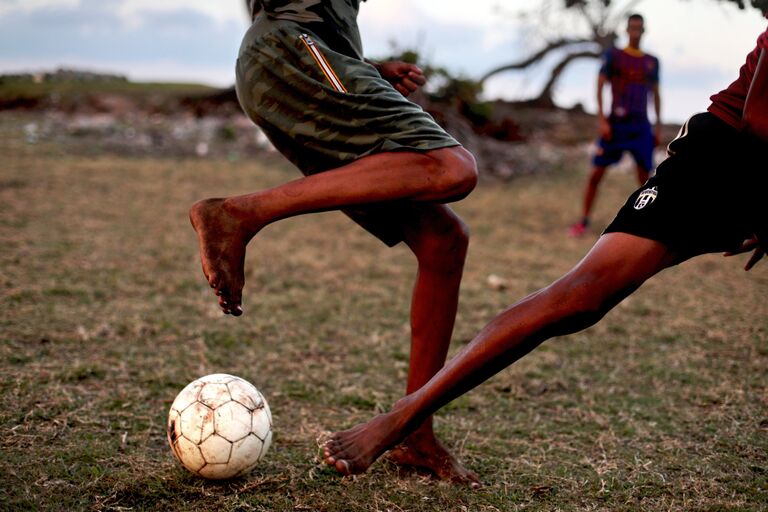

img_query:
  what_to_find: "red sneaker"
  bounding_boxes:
[568,221,589,237]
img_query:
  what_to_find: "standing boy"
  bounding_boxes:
[570,13,662,236]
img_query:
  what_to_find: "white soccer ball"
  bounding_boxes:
[167,373,273,480]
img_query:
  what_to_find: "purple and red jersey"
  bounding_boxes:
[708,27,768,131]
[601,47,660,121]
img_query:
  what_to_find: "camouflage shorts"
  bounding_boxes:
[235,16,460,246]
[235,16,459,175]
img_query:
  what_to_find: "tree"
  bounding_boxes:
[481,0,768,107]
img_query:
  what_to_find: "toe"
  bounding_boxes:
[335,459,351,475]
[216,287,230,302]
[229,288,243,316]
[323,445,336,464]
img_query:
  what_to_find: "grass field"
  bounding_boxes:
[1,114,766,511]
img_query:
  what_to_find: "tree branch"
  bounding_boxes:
[534,49,603,106]
[480,38,596,83]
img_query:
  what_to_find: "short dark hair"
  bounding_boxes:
[628,13,644,24]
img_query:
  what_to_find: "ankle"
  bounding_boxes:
[390,394,429,434]
[221,197,265,236]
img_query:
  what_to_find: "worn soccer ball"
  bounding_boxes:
[167,374,273,480]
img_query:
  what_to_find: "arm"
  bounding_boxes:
[367,59,426,97]
[742,48,768,141]
[653,83,662,146]
[597,73,611,139]
[724,234,765,271]
[723,49,767,269]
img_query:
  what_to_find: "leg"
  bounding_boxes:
[582,165,607,222]
[189,146,477,315]
[570,166,607,236]
[324,233,681,477]
[383,204,478,485]
[634,164,650,186]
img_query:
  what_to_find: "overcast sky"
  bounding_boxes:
[0,0,765,122]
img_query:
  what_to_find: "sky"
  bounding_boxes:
[0,0,766,123]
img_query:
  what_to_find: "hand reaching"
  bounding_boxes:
[375,61,426,97]
[724,234,765,271]
[599,117,613,140]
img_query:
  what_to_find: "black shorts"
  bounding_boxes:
[604,112,766,258]
[342,202,415,247]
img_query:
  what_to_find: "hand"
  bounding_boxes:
[375,61,426,97]
[599,117,612,140]
[724,234,765,271]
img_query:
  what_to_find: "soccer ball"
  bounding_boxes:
[167,373,273,480]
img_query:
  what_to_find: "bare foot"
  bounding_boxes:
[386,432,481,487]
[189,198,256,316]
[323,407,480,487]
[323,411,408,477]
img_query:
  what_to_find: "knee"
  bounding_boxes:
[425,146,478,200]
[443,215,470,255]
[434,215,470,258]
[413,214,470,269]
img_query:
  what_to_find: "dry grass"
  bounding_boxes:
[1,113,767,511]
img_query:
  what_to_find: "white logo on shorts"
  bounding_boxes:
[634,186,658,210]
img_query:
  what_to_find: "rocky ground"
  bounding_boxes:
[4,82,680,180]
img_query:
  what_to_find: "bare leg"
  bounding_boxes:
[324,233,681,476]
[582,165,607,221]
[381,204,479,485]
[189,146,477,314]
[635,164,650,186]
[570,166,607,236]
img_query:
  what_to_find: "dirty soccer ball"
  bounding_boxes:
[167,374,272,480]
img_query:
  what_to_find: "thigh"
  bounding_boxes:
[627,128,655,172]
[593,137,624,168]
[535,233,680,331]
[566,233,680,293]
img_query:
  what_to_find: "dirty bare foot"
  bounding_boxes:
[323,410,410,477]
[386,431,480,487]
[324,411,481,488]
[189,198,257,316]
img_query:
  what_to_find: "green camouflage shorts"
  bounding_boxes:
[235,16,459,175]
[235,15,460,245]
